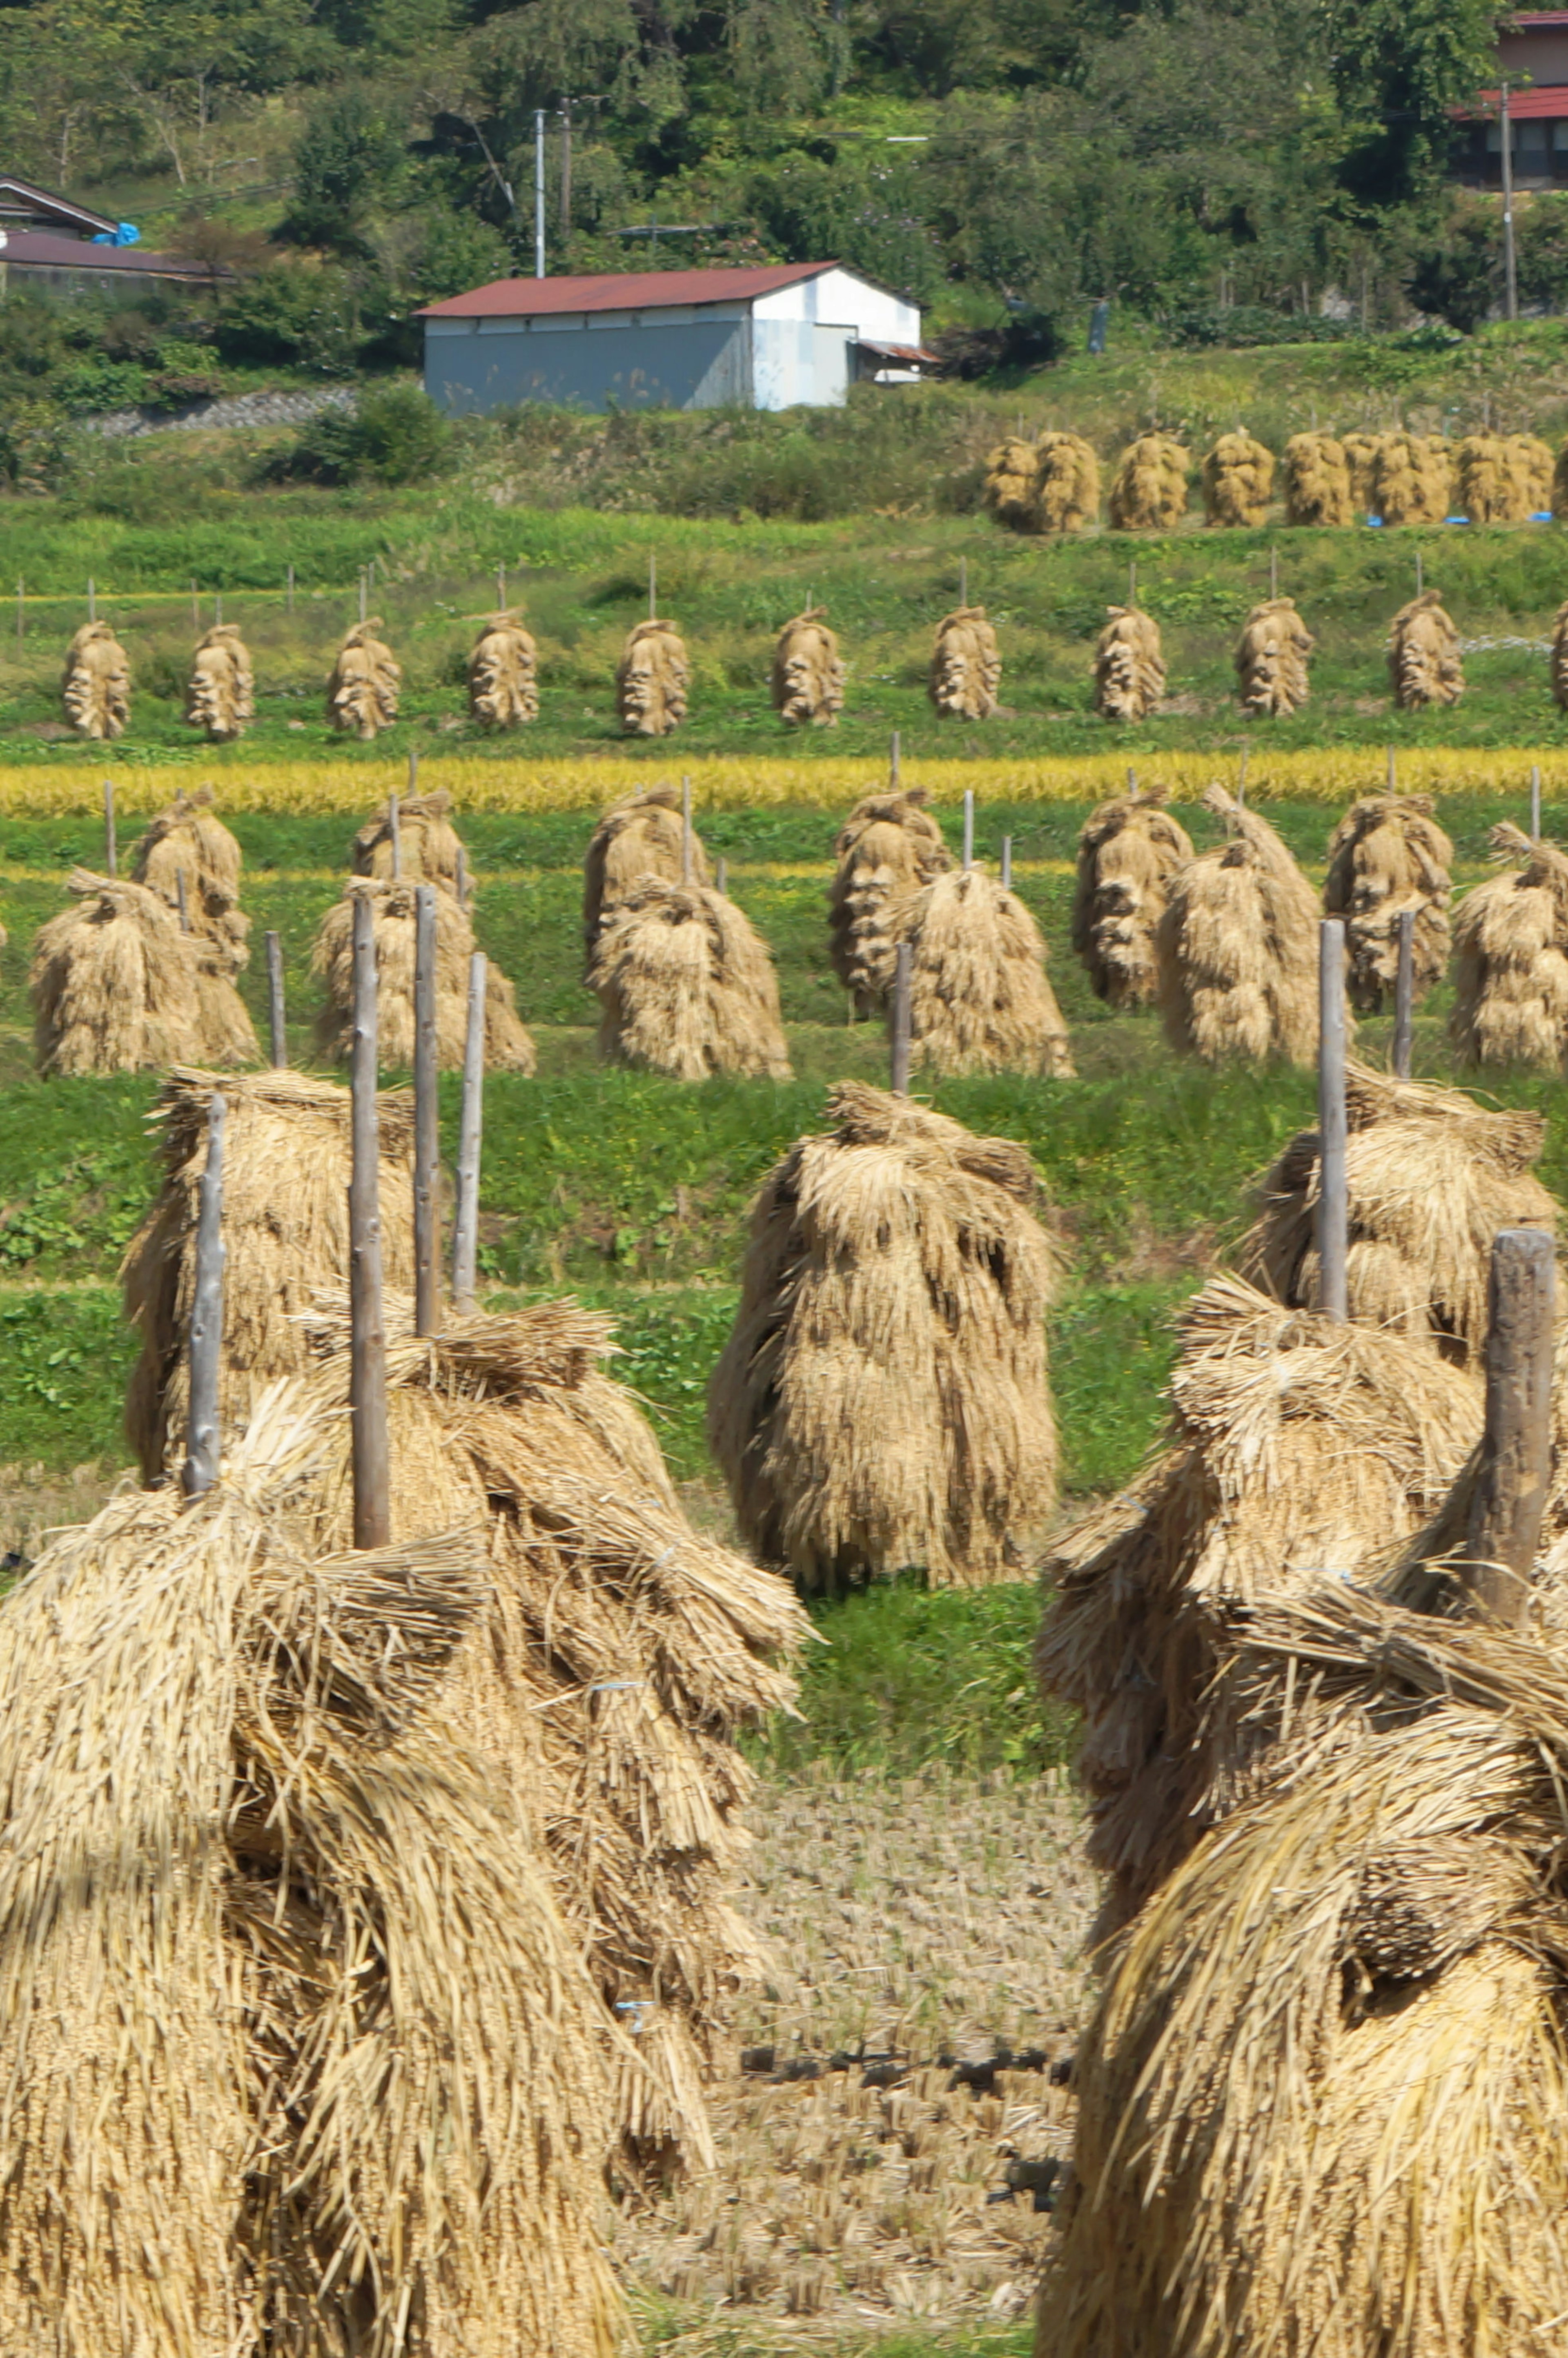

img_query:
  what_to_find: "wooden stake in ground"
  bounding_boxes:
[1317,917,1349,1319]
[412,884,440,1338]
[181,1091,225,1499]
[266,931,285,1065]
[890,941,913,1095]
[15,576,22,653]
[388,791,402,880]
[1237,747,1248,808]
[1532,763,1542,843]
[190,578,199,629]
[716,856,728,896]
[175,869,189,934]
[1392,908,1414,1079]
[286,562,294,614]
[451,951,486,1310]
[359,569,368,626]
[455,847,468,910]
[407,743,419,796]
[1462,1227,1555,1625]
[962,789,974,873]
[1001,836,1012,890]
[87,577,96,624]
[103,778,116,878]
[890,731,901,789]
[1387,743,1396,791]
[349,894,390,1549]
[681,776,693,883]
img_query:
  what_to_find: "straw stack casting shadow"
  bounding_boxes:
[1388,588,1464,709]
[468,611,539,727]
[1072,783,1194,1008]
[617,617,688,736]
[1234,597,1312,715]
[875,867,1076,1079]
[1094,606,1166,721]
[327,617,400,738]
[583,783,713,969]
[771,606,846,727]
[929,604,1002,719]
[185,622,254,742]
[31,869,202,1076]
[591,879,791,1080]
[61,619,131,740]
[131,787,257,1064]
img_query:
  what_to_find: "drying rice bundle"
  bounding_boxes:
[184,621,254,741]
[1281,430,1353,526]
[1156,783,1323,1063]
[31,867,201,1076]
[583,782,711,965]
[352,786,467,893]
[1093,604,1166,720]
[1033,430,1100,531]
[131,782,243,922]
[1321,790,1454,1009]
[877,866,1075,1077]
[289,1291,809,2173]
[981,436,1043,530]
[122,1063,418,1480]
[1200,429,1274,527]
[1071,782,1194,1008]
[1388,585,1464,709]
[591,879,791,1081]
[1552,436,1568,520]
[1233,595,1312,715]
[1341,429,1382,513]
[1107,434,1189,530]
[1552,595,1568,709]
[0,1388,623,2358]
[1514,430,1554,511]
[617,617,689,735]
[1239,1060,1555,1362]
[313,877,536,1073]
[1036,1270,1482,1939]
[827,785,953,1014]
[468,611,538,727]
[710,1081,1059,1594]
[1454,431,1533,522]
[1451,818,1568,1066]
[1370,430,1452,524]
[771,606,846,727]
[1044,1575,1568,2358]
[326,617,400,739]
[928,602,1002,718]
[60,618,130,740]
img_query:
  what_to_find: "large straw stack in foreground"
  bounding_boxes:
[184,622,254,741]
[827,786,953,1014]
[1157,783,1322,1064]
[929,604,1002,718]
[290,1292,810,2175]
[1240,1061,1555,1363]
[591,880,791,1080]
[1371,431,1452,525]
[1037,1270,1482,1938]
[352,788,466,892]
[771,606,845,727]
[875,867,1075,1078]
[617,617,688,735]
[326,617,400,738]
[131,787,258,1064]
[1321,791,1453,1009]
[1200,429,1274,526]
[1108,434,1189,529]
[710,1082,1059,1593]
[1451,818,1568,1066]
[31,869,200,1076]
[1233,596,1312,714]
[468,611,538,727]
[122,1063,419,1480]
[583,782,711,966]
[1072,783,1194,1008]
[1388,586,1463,709]
[314,877,536,1072]
[1282,431,1353,526]
[1094,605,1165,720]
[0,1389,623,2358]
[61,619,130,740]
[1457,430,1546,523]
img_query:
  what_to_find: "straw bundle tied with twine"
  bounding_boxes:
[1389,588,1465,709]
[131,785,258,1063]
[709,1081,1059,1594]
[314,876,536,1072]
[0,1382,625,2358]
[468,611,538,728]
[1371,432,1452,525]
[1108,434,1189,530]
[1322,791,1453,1010]
[1072,782,1193,1009]
[31,868,205,1075]
[185,621,254,742]
[827,784,953,1014]
[929,604,1002,719]
[583,781,713,965]
[1451,819,1568,1067]
[1233,596,1312,715]
[1239,1060,1556,1364]
[617,617,689,735]
[771,606,846,727]
[1282,431,1353,526]
[1156,783,1325,1064]
[325,617,400,739]
[873,866,1075,1078]
[352,789,466,893]
[1200,429,1274,527]
[1456,431,1552,523]
[1093,605,1165,721]
[61,617,130,740]
[1551,596,1568,711]
[591,878,792,1080]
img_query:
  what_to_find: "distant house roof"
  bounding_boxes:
[0,174,117,239]
[0,230,215,281]
[418,261,844,319]
[1469,83,1568,115]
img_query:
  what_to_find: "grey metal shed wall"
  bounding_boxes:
[425,317,751,415]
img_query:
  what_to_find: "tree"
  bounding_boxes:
[285,87,409,251]
[1323,0,1500,207]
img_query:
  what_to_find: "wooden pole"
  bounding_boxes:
[15,576,22,653]
[1462,1228,1555,1624]
[1531,762,1542,843]
[1316,918,1349,1321]
[451,952,486,1311]
[1269,546,1278,602]
[498,561,506,612]
[890,941,913,1096]
[890,730,900,789]
[412,884,441,1339]
[716,856,728,896]
[388,791,401,880]
[182,1091,226,1499]
[407,743,419,796]
[214,591,223,626]
[962,788,974,873]
[960,557,967,607]
[266,931,286,1065]
[175,868,190,933]
[103,778,116,878]
[1415,550,1424,598]
[191,577,199,629]
[649,553,657,620]
[349,895,391,1550]
[1237,746,1248,808]
[681,776,693,884]
[359,569,368,626]
[1387,743,1396,792]
[1392,909,1414,1079]
[87,576,95,623]
[1001,836,1012,890]
[286,561,294,614]
[1128,559,1137,607]
[455,845,468,911]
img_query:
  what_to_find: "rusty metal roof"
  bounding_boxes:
[417,261,839,319]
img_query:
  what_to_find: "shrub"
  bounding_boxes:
[212,262,361,373]
[277,382,451,484]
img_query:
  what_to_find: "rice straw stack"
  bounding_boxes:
[326,617,400,738]
[30,868,202,1075]
[876,867,1076,1078]
[468,611,538,727]
[1321,791,1453,1010]
[1282,431,1353,526]
[1108,435,1189,529]
[1450,819,1568,1067]
[617,617,688,735]
[1200,429,1274,526]
[771,606,846,726]
[1156,784,1323,1064]
[590,880,792,1080]
[583,783,712,966]
[1072,782,1193,1008]
[352,787,467,893]
[929,604,1002,718]
[313,876,536,1072]
[61,619,130,740]
[827,785,952,1014]
[1388,588,1465,709]
[184,622,254,741]
[1093,606,1165,720]
[1233,597,1312,715]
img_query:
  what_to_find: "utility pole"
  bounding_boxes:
[1501,83,1519,324]
[560,97,572,264]
[535,108,546,279]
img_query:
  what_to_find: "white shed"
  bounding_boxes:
[418,261,929,416]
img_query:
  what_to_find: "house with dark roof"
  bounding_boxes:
[1454,13,1568,186]
[418,261,931,414]
[0,172,214,296]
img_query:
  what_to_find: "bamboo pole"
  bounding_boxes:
[181,1091,226,1500]
[451,952,487,1311]
[359,569,368,626]
[1392,908,1414,1080]
[266,931,286,1065]
[412,885,440,1338]
[349,895,391,1550]
[15,576,22,652]
[962,788,974,873]
[1316,918,1349,1321]
[1462,1228,1555,1625]
[103,778,116,878]
[890,941,913,1096]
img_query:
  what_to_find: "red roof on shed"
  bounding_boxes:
[418,261,837,319]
